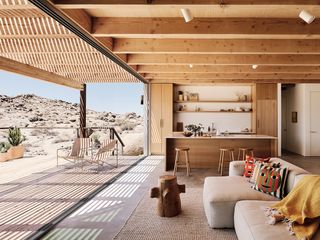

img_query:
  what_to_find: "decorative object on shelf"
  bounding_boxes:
[195,105,201,112]
[182,131,193,137]
[177,122,184,132]
[182,105,187,111]
[150,175,185,217]
[178,91,183,102]
[185,123,203,136]
[189,93,199,102]
[183,92,189,101]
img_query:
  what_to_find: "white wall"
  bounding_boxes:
[174,85,252,132]
[282,84,320,156]
[283,84,306,155]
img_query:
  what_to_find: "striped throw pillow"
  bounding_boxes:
[253,165,288,199]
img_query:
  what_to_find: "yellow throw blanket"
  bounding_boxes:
[271,175,320,240]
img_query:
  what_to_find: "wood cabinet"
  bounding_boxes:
[256,83,278,137]
[150,83,173,154]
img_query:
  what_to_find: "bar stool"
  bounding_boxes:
[238,148,254,160]
[173,147,190,177]
[218,147,235,176]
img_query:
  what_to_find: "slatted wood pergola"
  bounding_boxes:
[0,0,148,136]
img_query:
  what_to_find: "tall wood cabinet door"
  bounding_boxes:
[257,99,277,136]
[150,84,162,154]
[161,84,173,154]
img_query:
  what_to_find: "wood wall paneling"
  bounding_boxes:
[150,83,173,154]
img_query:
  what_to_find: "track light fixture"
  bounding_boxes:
[299,10,315,24]
[252,65,258,70]
[181,8,193,23]
[189,64,193,68]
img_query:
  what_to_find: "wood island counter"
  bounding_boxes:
[165,133,277,171]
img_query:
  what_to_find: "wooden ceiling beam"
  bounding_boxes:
[128,54,320,65]
[113,39,320,54]
[0,56,82,90]
[145,73,320,80]
[138,65,320,74]
[92,18,320,39]
[61,9,92,33]
[53,0,320,6]
[150,79,320,84]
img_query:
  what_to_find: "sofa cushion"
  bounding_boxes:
[269,158,309,195]
[253,165,288,199]
[203,176,278,228]
[244,155,255,177]
[234,200,320,240]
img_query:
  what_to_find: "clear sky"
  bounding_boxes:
[0,71,144,115]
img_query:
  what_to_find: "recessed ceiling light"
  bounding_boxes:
[181,8,193,23]
[252,64,258,69]
[189,64,193,68]
[299,10,315,24]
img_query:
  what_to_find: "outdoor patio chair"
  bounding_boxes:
[56,138,93,169]
[90,139,119,169]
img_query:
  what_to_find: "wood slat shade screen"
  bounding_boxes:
[0,0,140,87]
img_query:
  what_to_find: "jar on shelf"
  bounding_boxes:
[178,91,183,101]
[183,92,188,101]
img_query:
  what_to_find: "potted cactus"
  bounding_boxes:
[7,127,25,160]
[0,127,25,162]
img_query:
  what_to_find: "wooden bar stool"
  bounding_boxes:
[218,148,235,176]
[238,148,254,160]
[173,147,190,177]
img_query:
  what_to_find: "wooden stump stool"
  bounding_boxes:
[150,175,186,217]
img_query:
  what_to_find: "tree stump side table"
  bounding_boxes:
[150,175,186,217]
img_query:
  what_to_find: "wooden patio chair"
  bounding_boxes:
[90,139,119,169]
[56,138,93,168]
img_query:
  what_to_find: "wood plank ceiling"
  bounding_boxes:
[50,0,320,84]
[0,0,141,89]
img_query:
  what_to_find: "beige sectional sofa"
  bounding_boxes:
[203,158,320,239]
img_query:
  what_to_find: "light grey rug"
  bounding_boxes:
[114,188,237,240]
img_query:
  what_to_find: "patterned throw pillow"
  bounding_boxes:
[244,156,270,178]
[249,161,281,184]
[253,165,288,199]
[243,155,255,177]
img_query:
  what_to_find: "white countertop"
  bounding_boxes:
[166,132,277,140]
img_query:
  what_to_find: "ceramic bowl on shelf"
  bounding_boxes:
[183,132,193,137]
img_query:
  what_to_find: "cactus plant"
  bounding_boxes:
[0,142,11,153]
[8,127,25,146]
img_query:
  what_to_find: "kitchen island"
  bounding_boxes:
[165,133,277,171]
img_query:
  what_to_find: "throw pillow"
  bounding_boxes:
[249,161,281,184]
[243,155,255,177]
[244,156,270,178]
[253,165,288,199]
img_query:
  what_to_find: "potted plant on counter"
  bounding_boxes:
[185,124,204,137]
[0,127,25,162]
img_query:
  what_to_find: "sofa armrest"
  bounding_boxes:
[229,161,245,176]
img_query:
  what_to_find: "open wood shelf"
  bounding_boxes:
[175,111,253,113]
[174,100,252,103]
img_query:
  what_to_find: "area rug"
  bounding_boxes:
[114,188,237,240]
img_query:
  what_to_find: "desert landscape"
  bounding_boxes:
[0,94,144,158]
